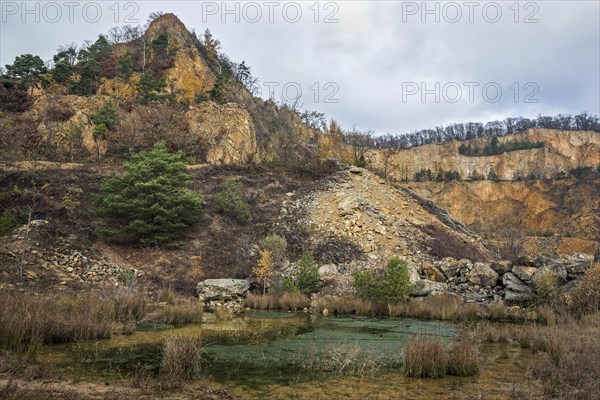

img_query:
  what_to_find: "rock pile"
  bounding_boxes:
[0,220,140,288]
[274,166,594,304]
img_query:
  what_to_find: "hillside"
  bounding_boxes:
[0,13,317,166]
[0,162,493,290]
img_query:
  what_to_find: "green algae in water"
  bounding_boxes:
[39,312,456,385]
[204,315,456,386]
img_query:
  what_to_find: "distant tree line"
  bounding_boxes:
[458,137,544,156]
[414,168,461,182]
[362,114,600,150]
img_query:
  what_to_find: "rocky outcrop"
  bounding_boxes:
[21,95,258,165]
[186,102,258,164]
[502,272,536,302]
[412,279,447,297]
[129,13,215,103]
[467,263,499,288]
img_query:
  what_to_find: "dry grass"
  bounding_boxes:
[246,292,310,311]
[388,294,484,321]
[568,262,600,317]
[446,338,480,376]
[526,318,600,399]
[146,299,204,326]
[311,295,377,316]
[0,292,111,357]
[157,286,176,305]
[279,292,311,310]
[113,290,147,322]
[302,343,389,377]
[213,307,235,321]
[0,291,146,358]
[477,321,509,343]
[403,336,448,378]
[488,301,506,321]
[160,335,203,383]
[477,310,600,399]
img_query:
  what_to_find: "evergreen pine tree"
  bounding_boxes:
[95,142,203,245]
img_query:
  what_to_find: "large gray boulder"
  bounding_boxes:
[512,265,537,282]
[412,279,447,297]
[532,264,568,285]
[502,272,535,302]
[197,279,249,302]
[490,260,512,275]
[467,263,499,288]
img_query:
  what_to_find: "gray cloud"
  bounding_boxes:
[1,0,598,134]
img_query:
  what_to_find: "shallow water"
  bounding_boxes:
[38,312,537,399]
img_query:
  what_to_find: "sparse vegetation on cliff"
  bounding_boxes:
[214,178,251,225]
[458,137,544,156]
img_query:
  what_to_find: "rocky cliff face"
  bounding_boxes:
[404,176,600,243]
[368,129,600,181]
[20,95,258,164]
[99,13,215,103]
[186,102,258,164]
[142,14,216,103]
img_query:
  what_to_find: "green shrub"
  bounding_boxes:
[296,251,320,295]
[353,257,412,303]
[90,101,119,138]
[95,142,203,245]
[570,166,593,178]
[554,171,568,179]
[117,269,137,289]
[260,234,287,265]
[0,210,17,237]
[214,178,251,224]
[282,277,299,293]
[459,138,544,156]
[487,169,500,181]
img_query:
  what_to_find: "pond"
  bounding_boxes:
[38,312,536,399]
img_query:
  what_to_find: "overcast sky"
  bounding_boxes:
[1,0,599,134]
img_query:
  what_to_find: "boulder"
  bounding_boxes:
[490,260,512,275]
[422,265,446,282]
[318,263,338,276]
[197,279,249,302]
[467,263,499,288]
[512,265,537,282]
[532,264,567,285]
[407,265,421,284]
[412,279,447,297]
[502,272,535,303]
[563,254,594,277]
[436,258,469,279]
